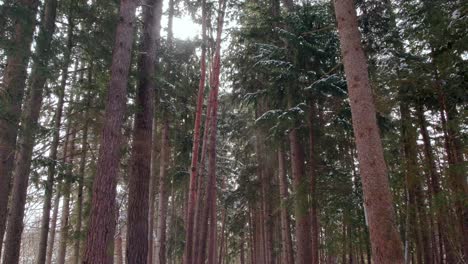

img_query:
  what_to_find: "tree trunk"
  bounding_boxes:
[1,0,59,262]
[147,1,164,263]
[155,121,170,264]
[72,91,91,264]
[126,0,160,262]
[46,188,62,264]
[115,231,124,264]
[184,0,207,261]
[83,0,138,262]
[148,116,161,264]
[334,0,404,263]
[400,101,430,264]
[288,127,313,264]
[0,1,38,253]
[57,120,77,264]
[416,104,455,263]
[36,14,73,264]
[277,146,294,264]
[308,102,320,264]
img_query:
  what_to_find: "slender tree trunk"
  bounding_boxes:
[194,87,215,264]
[277,146,294,264]
[36,15,74,264]
[115,230,124,264]
[148,1,164,262]
[334,0,404,263]
[184,0,207,261]
[155,121,170,264]
[46,188,62,264]
[217,178,227,264]
[83,0,138,262]
[126,0,160,262]
[72,91,90,264]
[148,117,161,264]
[288,126,313,264]
[57,121,77,264]
[416,104,455,263]
[308,102,320,264]
[0,1,38,252]
[2,0,59,262]
[400,101,430,264]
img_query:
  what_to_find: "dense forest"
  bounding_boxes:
[0,0,466,263]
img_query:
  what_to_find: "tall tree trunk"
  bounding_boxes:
[289,126,312,264]
[57,117,77,264]
[2,0,59,262]
[217,177,227,264]
[308,102,319,264]
[36,15,74,264]
[334,0,404,263]
[416,104,455,263]
[46,187,62,264]
[193,86,215,264]
[400,101,430,264]
[155,121,170,264]
[148,116,161,264]
[184,0,207,261]
[126,0,160,262]
[0,1,38,253]
[147,1,164,262]
[277,146,294,264]
[83,0,138,262]
[72,91,91,264]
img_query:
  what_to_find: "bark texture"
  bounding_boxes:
[2,0,58,262]
[184,0,207,261]
[126,0,160,262]
[334,0,404,262]
[0,0,38,255]
[82,0,138,262]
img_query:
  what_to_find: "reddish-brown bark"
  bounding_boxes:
[277,147,294,264]
[2,0,58,262]
[184,0,208,261]
[289,126,313,264]
[0,1,38,253]
[82,0,138,263]
[334,0,404,262]
[126,0,161,262]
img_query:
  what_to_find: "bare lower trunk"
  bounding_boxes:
[184,0,207,261]
[82,0,138,263]
[308,102,319,264]
[334,0,404,262]
[115,231,124,264]
[277,147,294,264]
[57,123,76,264]
[289,127,313,264]
[46,188,62,264]
[72,91,90,264]
[0,1,39,252]
[126,0,160,262]
[155,121,170,264]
